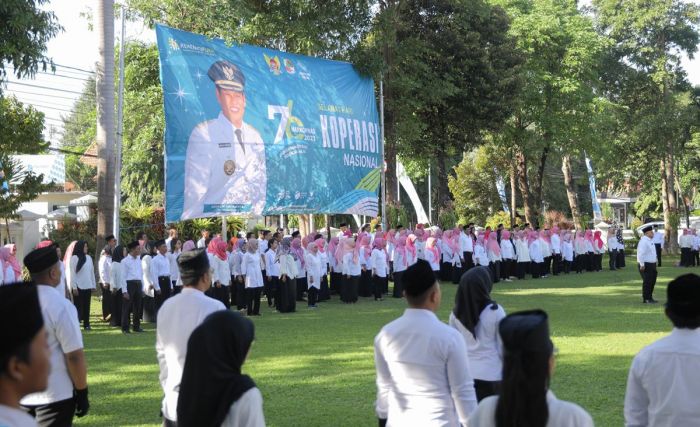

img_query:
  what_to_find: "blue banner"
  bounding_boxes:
[584,154,602,221]
[155,25,382,222]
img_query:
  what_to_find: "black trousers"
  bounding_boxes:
[247,287,262,315]
[77,289,92,327]
[330,271,342,294]
[500,259,511,280]
[100,283,111,320]
[617,249,626,267]
[265,276,278,307]
[23,397,75,427]
[236,281,247,310]
[308,286,318,306]
[474,379,501,403]
[531,262,540,279]
[543,256,552,276]
[462,252,474,271]
[392,271,404,298]
[213,285,231,309]
[681,247,691,267]
[609,250,618,270]
[296,277,307,301]
[594,253,603,271]
[110,289,123,327]
[574,255,584,273]
[655,243,662,266]
[158,276,172,311]
[172,281,182,295]
[372,275,386,300]
[451,263,462,284]
[122,280,143,331]
[694,250,699,267]
[341,275,359,303]
[359,269,372,297]
[552,253,562,275]
[639,262,658,301]
[516,262,527,279]
[277,278,296,313]
[563,260,572,274]
[319,273,331,301]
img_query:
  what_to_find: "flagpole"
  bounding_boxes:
[380,78,386,229]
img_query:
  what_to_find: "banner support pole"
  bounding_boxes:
[380,78,386,230]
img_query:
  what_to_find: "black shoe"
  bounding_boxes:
[643,299,659,304]
[133,327,144,332]
[122,329,131,334]
[84,325,92,331]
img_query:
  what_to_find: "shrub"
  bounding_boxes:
[485,211,512,229]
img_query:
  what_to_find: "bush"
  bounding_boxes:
[484,211,512,229]
[386,203,410,229]
[630,217,643,233]
[544,210,570,229]
[438,207,458,230]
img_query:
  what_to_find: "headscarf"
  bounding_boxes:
[476,233,485,247]
[584,230,593,243]
[345,238,359,263]
[73,240,87,273]
[593,230,604,250]
[277,237,291,262]
[214,239,228,261]
[237,239,247,253]
[327,237,339,259]
[453,266,497,337]
[0,247,12,274]
[112,245,125,263]
[3,244,21,278]
[247,238,259,253]
[502,230,511,241]
[182,240,196,252]
[177,311,256,427]
[540,229,551,244]
[35,240,55,249]
[301,235,311,249]
[406,234,417,258]
[307,242,318,254]
[487,233,501,257]
[360,235,372,260]
[426,237,440,261]
[314,238,326,253]
[527,231,538,245]
[394,235,408,260]
[291,238,305,267]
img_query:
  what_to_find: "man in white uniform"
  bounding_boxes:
[0,283,50,427]
[21,246,90,426]
[637,226,658,304]
[374,259,477,427]
[625,273,700,426]
[157,248,225,426]
[651,226,664,266]
[182,60,267,219]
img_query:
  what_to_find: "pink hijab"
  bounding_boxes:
[527,231,538,245]
[394,235,408,259]
[502,230,511,240]
[0,247,12,275]
[4,244,21,278]
[360,235,372,260]
[314,238,326,253]
[406,234,417,258]
[426,237,440,261]
[476,234,485,247]
[487,233,501,257]
[291,238,305,267]
[64,241,77,265]
[207,237,227,261]
[593,231,604,250]
[182,240,196,252]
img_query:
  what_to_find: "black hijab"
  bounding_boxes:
[453,266,497,337]
[177,311,256,427]
[74,240,87,272]
[112,245,125,263]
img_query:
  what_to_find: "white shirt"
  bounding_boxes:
[209,254,231,286]
[98,254,111,284]
[168,251,181,282]
[157,288,225,421]
[142,255,159,297]
[500,240,515,260]
[374,309,477,426]
[469,391,594,427]
[449,308,505,381]
[183,115,266,219]
[69,255,96,290]
[229,251,244,277]
[393,249,409,273]
[529,240,544,263]
[151,253,171,279]
[221,387,266,427]
[550,234,561,254]
[608,237,619,252]
[264,250,280,277]
[624,328,700,427]
[0,405,37,427]
[197,237,206,249]
[57,261,67,299]
[562,241,574,262]
[637,236,657,266]
[473,245,489,266]
[515,240,530,263]
[241,252,264,288]
[459,232,473,253]
[371,249,388,278]
[109,262,126,292]
[425,250,440,271]
[342,252,362,276]
[21,285,83,405]
[651,231,664,246]
[305,252,323,289]
[122,255,143,282]
[279,253,298,279]
[0,265,15,286]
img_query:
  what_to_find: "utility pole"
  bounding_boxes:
[96,0,116,254]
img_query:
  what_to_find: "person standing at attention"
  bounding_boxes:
[157,249,225,426]
[652,226,664,267]
[374,259,477,426]
[637,225,658,304]
[624,273,700,426]
[69,241,96,331]
[22,247,90,425]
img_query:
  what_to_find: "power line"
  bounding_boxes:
[47,146,98,158]
[6,89,94,101]
[5,81,84,95]
[5,67,92,82]
[53,63,95,75]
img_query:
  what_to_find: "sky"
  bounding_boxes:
[4,0,700,145]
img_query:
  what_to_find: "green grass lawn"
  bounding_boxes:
[74,258,697,426]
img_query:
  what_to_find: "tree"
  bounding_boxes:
[61,78,97,191]
[593,0,700,252]
[0,0,61,86]
[0,96,49,237]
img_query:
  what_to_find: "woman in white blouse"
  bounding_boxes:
[109,245,127,328]
[209,238,232,309]
[304,242,322,308]
[449,266,506,402]
[391,235,409,298]
[178,310,265,427]
[264,239,280,309]
[70,240,96,330]
[341,238,361,304]
[168,239,182,295]
[0,246,16,285]
[277,238,298,313]
[241,239,263,316]
[370,238,388,301]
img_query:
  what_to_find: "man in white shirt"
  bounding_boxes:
[98,244,113,323]
[122,242,145,333]
[164,228,178,253]
[550,228,562,276]
[197,230,210,249]
[651,226,664,266]
[157,249,225,426]
[151,240,173,308]
[0,283,50,427]
[637,226,658,304]
[625,273,700,427]
[374,259,477,427]
[459,225,474,271]
[21,246,90,426]
[182,60,267,219]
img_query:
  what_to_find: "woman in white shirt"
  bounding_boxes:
[178,310,265,427]
[277,238,298,313]
[141,243,159,323]
[468,310,593,427]
[424,237,441,273]
[370,238,388,302]
[264,239,280,309]
[486,233,502,284]
[210,238,232,309]
[473,234,489,267]
[392,236,409,298]
[304,242,322,308]
[539,231,552,278]
[168,239,182,295]
[70,240,97,330]
[290,238,307,302]
[0,246,16,285]
[341,238,361,304]
[241,239,264,316]
[328,237,341,296]
[499,230,515,282]
[358,234,373,298]
[528,232,544,279]
[514,231,530,280]
[562,232,574,274]
[314,238,331,302]
[109,245,127,328]
[450,266,506,402]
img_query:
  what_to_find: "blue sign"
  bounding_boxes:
[155,25,382,222]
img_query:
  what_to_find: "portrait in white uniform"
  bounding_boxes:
[182,60,267,219]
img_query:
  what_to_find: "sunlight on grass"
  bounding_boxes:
[71,258,697,426]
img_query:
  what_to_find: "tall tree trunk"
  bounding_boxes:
[510,165,517,227]
[562,154,582,230]
[381,1,398,206]
[663,150,679,253]
[435,148,451,213]
[515,149,535,226]
[96,0,115,263]
[531,145,550,221]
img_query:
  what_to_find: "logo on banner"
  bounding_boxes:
[168,38,180,51]
[284,58,295,74]
[264,54,282,75]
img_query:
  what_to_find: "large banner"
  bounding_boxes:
[155,25,382,222]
